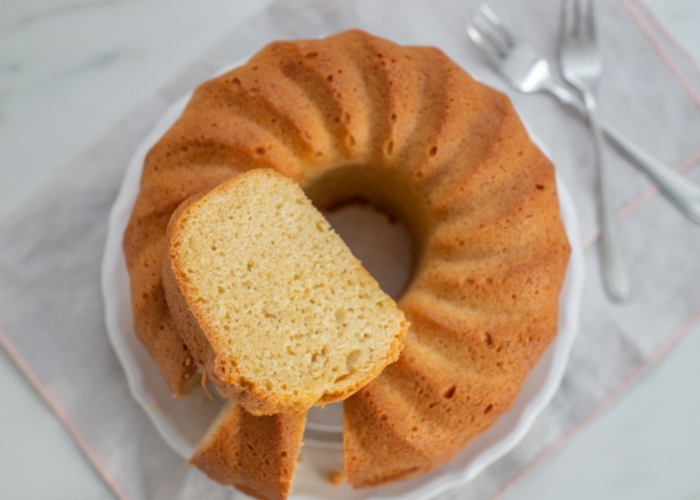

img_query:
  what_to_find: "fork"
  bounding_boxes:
[560,0,630,301]
[466,3,700,228]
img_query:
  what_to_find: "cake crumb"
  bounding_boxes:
[328,470,345,486]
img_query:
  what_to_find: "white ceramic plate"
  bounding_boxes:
[101,58,585,500]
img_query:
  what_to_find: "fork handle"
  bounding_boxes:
[581,89,632,302]
[545,82,700,225]
[602,121,700,224]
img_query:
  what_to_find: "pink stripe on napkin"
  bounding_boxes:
[0,327,129,500]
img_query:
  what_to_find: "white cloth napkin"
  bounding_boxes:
[1,0,699,499]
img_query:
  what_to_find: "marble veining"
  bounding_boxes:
[3,0,137,29]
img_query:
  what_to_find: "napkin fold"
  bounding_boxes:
[1,0,700,499]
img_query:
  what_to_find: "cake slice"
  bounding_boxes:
[192,402,306,500]
[162,168,408,415]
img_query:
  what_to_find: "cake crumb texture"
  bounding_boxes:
[164,169,408,415]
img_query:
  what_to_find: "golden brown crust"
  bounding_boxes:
[160,196,220,393]
[124,29,571,488]
[123,209,199,396]
[343,84,570,486]
[191,404,306,500]
[124,169,237,395]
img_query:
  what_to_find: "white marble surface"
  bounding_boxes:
[1,0,699,499]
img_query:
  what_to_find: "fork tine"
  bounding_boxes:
[466,4,514,63]
[575,0,584,40]
[465,24,502,67]
[585,0,597,40]
[477,4,515,48]
[560,0,577,42]
[472,14,510,56]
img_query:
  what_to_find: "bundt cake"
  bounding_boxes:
[123,29,570,492]
[162,168,408,415]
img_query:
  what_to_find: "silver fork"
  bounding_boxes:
[559,0,630,301]
[466,3,700,228]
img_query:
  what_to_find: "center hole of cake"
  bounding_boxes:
[323,200,414,299]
